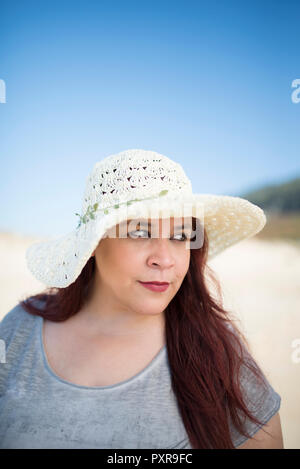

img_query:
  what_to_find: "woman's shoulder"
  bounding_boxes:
[1,300,36,325]
[0,300,42,395]
[0,300,39,348]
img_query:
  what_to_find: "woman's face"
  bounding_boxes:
[91,217,192,317]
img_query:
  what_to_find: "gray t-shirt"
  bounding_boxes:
[0,303,281,449]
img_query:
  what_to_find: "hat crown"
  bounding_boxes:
[81,149,192,215]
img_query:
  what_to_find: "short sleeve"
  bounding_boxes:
[229,358,281,448]
[0,303,33,395]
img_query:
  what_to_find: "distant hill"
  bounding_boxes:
[238,176,300,214]
[237,176,300,243]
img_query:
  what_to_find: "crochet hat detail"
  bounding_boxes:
[25,149,266,288]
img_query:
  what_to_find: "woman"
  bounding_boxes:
[0,148,283,449]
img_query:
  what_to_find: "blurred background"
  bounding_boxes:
[0,0,299,448]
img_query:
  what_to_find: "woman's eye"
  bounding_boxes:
[129,230,188,241]
[129,230,149,238]
[173,233,187,241]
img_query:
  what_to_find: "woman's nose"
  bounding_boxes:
[147,238,176,267]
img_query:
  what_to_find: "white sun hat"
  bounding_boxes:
[25,148,266,288]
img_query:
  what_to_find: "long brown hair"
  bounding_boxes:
[19,217,271,448]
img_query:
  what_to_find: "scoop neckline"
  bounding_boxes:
[38,315,167,391]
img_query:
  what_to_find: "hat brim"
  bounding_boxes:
[25,194,266,288]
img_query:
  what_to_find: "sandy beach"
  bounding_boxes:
[0,231,299,448]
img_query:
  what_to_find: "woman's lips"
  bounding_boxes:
[138,281,169,292]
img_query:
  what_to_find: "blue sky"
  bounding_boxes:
[0,0,299,238]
